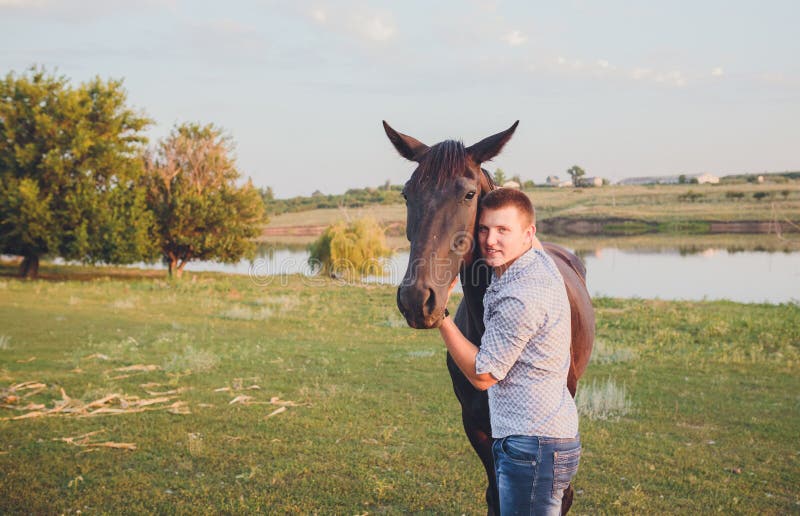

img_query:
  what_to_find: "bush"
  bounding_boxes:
[753,191,772,201]
[678,190,704,202]
[308,218,392,279]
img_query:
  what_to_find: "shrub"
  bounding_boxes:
[308,218,392,279]
[678,190,704,202]
[753,191,772,201]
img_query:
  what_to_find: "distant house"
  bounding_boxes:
[546,175,573,187]
[579,176,604,187]
[501,180,521,189]
[694,173,720,184]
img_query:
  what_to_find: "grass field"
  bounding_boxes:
[263,182,800,237]
[0,266,798,514]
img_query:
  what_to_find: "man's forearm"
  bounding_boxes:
[438,317,497,391]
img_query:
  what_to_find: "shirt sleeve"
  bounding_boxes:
[475,293,543,381]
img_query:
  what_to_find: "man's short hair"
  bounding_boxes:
[480,188,536,226]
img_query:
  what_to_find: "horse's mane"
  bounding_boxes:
[409,140,466,188]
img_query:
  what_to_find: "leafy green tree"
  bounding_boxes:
[0,67,156,278]
[308,217,391,280]
[144,123,266,278]
[493,168,507,185]
[522,179,536,190]
[567,165,585,187]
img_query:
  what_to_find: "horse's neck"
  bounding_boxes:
[459,259,491,346]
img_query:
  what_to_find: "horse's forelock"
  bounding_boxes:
[410,140,467,188]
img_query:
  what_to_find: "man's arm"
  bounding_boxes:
[439,316,498,391]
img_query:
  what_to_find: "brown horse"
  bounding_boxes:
[383,120,595,515]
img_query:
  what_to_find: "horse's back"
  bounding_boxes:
[542,242,587,281]
[543,242,595,396]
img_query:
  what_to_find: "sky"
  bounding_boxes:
[1,0,798,197]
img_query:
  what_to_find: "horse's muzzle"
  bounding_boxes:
[397,284,445,329]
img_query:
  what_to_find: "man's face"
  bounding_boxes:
[478,206,534,276]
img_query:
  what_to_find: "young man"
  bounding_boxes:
[439,188,580,515]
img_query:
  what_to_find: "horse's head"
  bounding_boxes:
[383,120,519,329]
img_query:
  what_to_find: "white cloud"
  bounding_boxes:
[0,0,47,6]
[631,67,652,80]
[597,59,609,69]
[503,29,527,47]
[207,18,255,35]
[354,14,395,41]
[711,66,724,77]
[301,5,397,44]
[309,7,327,24]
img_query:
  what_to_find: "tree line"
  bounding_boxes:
[259,181,404,216]
[0,67,265,279]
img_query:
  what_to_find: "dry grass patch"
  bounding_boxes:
[576,378,633,420]
[590,339,637,364]
[0,381,189,420]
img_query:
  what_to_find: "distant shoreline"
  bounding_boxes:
[261,182,800,240]
[262,217,798,239]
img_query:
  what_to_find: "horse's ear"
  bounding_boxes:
[383,121,429,162]
[466,121,519,164]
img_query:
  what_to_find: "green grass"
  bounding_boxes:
[0,266,798,514]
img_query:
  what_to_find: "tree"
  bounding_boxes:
[0,67,156,278]
[522,179,535,190]
[567,165,586,187]
[144,123,266,278]
[493,168,507,186]
[308,217,391,280]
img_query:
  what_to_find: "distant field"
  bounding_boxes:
[262,183,800,241]
[0,267,797,513]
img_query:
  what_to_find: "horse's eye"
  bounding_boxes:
[465,191,476,200]
[402,192,408,201]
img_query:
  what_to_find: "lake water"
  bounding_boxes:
[129,245,800,304]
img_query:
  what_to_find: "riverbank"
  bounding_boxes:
[0,270,798,513]
[261,182,800,240]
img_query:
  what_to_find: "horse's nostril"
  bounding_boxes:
[424,288,437,317]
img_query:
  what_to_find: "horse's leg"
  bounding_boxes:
[459,409,498,515]
[561,484,574,514]
[447,353,499,516]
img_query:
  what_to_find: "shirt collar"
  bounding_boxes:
[489,246,540,287]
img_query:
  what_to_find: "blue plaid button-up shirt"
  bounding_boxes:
[475,247,578,439]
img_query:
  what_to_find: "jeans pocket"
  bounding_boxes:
[552,446,581,498]
[500,436,537,465]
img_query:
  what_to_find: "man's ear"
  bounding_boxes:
[524,224,536,245]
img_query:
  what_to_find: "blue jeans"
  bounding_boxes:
[491,434,581,516]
